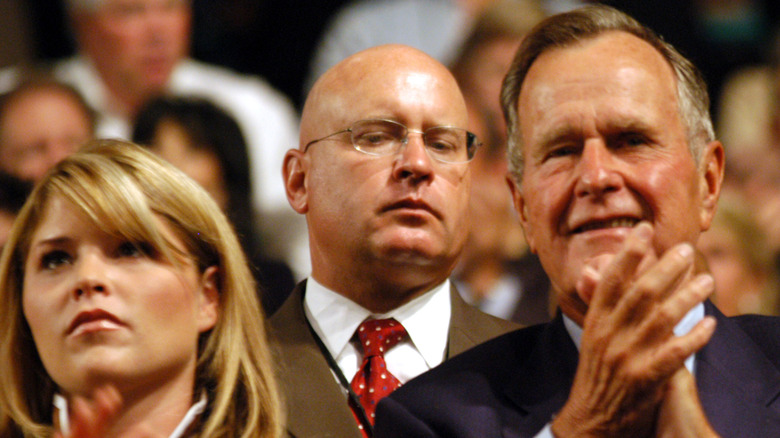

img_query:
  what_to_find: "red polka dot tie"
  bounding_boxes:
[350,318,408,434]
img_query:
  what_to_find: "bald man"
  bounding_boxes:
[270,44,518,438]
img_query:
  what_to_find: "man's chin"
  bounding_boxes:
[377,245,440,266]
[370,226,458,265]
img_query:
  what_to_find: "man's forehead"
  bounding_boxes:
[518,33,678,132]
[525,34,672,86]
[303,52,466,135]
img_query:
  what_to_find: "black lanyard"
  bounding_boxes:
[305,317,374,437]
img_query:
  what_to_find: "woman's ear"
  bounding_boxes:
[197,266,220,332]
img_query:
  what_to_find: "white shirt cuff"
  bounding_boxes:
[535,423,555,438]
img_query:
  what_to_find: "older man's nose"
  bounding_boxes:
[574,141,622,199]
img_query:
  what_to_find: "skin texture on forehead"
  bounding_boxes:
[301,45,468,148]
[519,33,683,157]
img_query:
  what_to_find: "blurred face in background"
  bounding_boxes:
[458,35,521,131]
[72,0,191,106]
[0,87,92,182]
[698,221,765,315]
[697,191,774,316]
[460,103,524,263]
[150,118,228,209]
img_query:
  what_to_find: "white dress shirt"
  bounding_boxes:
[303,276,452,385]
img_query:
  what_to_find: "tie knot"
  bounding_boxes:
[356,318,407,358]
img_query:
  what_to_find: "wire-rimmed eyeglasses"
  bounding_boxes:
[303,119,481,163]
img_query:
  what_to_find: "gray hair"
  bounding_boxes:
[501,4,715,183]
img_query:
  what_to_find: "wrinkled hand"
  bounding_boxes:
[656,368,720,438]
[551,223,717,437]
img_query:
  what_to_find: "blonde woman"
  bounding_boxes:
[0,139,282,437]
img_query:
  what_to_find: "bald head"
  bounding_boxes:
[300,45,468,149]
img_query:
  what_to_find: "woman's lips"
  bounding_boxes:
[67,309,123,336]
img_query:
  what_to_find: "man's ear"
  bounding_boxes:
[698,140,725,231]
[197,266,220,333]
[507,173,537,254]
[283,149,309,214]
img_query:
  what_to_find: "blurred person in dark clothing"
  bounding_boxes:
[133,96,294,315]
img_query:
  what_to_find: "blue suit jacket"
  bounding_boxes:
[375,301,780,437]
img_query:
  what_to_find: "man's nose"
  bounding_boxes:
[392,132,434,183]
[574,140,622,198]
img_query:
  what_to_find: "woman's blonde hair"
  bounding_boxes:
[0,139,282,437]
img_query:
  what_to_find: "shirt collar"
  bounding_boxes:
[304,277,452,368]
[53,392,207,438]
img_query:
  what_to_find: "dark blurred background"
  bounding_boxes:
[5,0,780,114]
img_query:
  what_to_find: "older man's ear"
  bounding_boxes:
[698,140,725,232]
[506,174,536,254]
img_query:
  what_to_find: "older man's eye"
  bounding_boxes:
[618,133,649,148]
[545,145,577,160]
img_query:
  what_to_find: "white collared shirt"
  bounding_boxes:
[53,393,207,438]
[304,277,452,385]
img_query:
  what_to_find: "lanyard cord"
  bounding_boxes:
[304,317,375,437]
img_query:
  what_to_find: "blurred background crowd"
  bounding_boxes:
[2,0,780,319]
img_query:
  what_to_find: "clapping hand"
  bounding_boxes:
[551,222,717,437]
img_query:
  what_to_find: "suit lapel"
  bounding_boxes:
[696,302,780,436]
[270,282,364,438]
[447,285,520,358]
[502,314,579,436]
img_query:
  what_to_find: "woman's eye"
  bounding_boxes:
[40,251,71,270]
[117,241,153,258]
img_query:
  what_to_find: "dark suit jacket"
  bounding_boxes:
[270,280,520,438]
[375,301,780,437]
